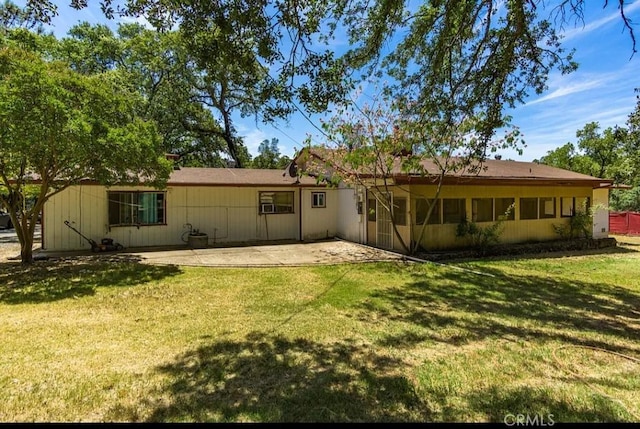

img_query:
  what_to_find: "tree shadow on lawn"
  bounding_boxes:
[110,332,634,423]
[109,332,431,422]
[362,264,640,354]
[0,256,182,304]
[104,261,640,423]
[456,244,638,263]
[463,385,628,422]
[420,241,637,264]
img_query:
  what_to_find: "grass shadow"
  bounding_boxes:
[108,332,431,422]
[428,243,640,264]
[464,385,629,422]
[455,244,638,263]
[356,263,640,354]
[0,256,182,304]
[110,330,638,422]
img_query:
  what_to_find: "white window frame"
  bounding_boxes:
[259,191,294,214]
[311,192,326,208]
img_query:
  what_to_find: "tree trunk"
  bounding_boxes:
[21,232,34,265]
[411,172,446,255]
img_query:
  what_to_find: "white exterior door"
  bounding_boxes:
[376,194,393,250]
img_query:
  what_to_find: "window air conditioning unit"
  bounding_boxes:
[261,203,275,213]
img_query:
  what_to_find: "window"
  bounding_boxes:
[416,198,440,225]
[472,198,493,222]
[520,198,538,220]
[539,197,556,219]
[561,197,574,217]
[495,198,515,221]
[311,192,326,208]
[367,198,376,221]
[520,197,556,220]
[575,197,590,214]
[393,197,407,226]
[108,191,165,226]
[443,199,466,224]
[259,191,294,214]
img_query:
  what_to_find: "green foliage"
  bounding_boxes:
[553,201,594,239]
[455,205,513,255]
[611,186,640,212]
[1,21,265,168]
[13,1,638,134]
[251,138,290,169]
[538,122,626,180]
[553,212,593,240]
[16,1,638,175]
[0,44,171,263]
[53,23,242,167]
[0,0,43,31]
[539,92,640,184]
[536,142,594,176]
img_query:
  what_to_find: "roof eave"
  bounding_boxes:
[392,174,613,188]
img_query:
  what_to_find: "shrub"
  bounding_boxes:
[456,204,513,255]
[553,201,594,239]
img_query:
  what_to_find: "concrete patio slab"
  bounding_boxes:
[129,240,404,267]
[32,240,405,267]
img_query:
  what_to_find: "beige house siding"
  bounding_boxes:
[44,185,337,251]
[366,221,376,248]
[409,184,599,251]
[301,187,339,240]
[335,185,367,244]
[42,179,609,253]
[592,188,610,239]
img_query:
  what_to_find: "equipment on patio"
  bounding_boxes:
[64,220,124,252]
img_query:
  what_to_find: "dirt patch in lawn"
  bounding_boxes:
[612,234,640,247]
[0,243,21,263]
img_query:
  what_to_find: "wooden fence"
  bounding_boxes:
[610,211,640,235]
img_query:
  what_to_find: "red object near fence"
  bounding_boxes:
[610,211,640,235]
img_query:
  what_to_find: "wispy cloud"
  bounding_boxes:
[237,126,269,156]
[525,59,637,107]
[509,97,635,160]
[561,0,640,41]
[525,77,605,105]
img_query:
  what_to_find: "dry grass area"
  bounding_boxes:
[0,243,21,262]
[0,242,639,422]
[611,234,640,247]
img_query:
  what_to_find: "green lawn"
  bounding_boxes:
[1,247,639,422]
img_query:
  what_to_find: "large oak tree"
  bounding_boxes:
[12,2,638,169]
[55,22,249,167]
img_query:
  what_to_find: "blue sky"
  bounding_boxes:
[17,0,640,162]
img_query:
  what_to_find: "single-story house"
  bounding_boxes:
[42,152,613,253]
[42,167,350,251]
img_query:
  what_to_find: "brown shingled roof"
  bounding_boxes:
[294,147,613,188]
[167,167,319,187]
[404,157,607,181]
[393,158,613,187]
